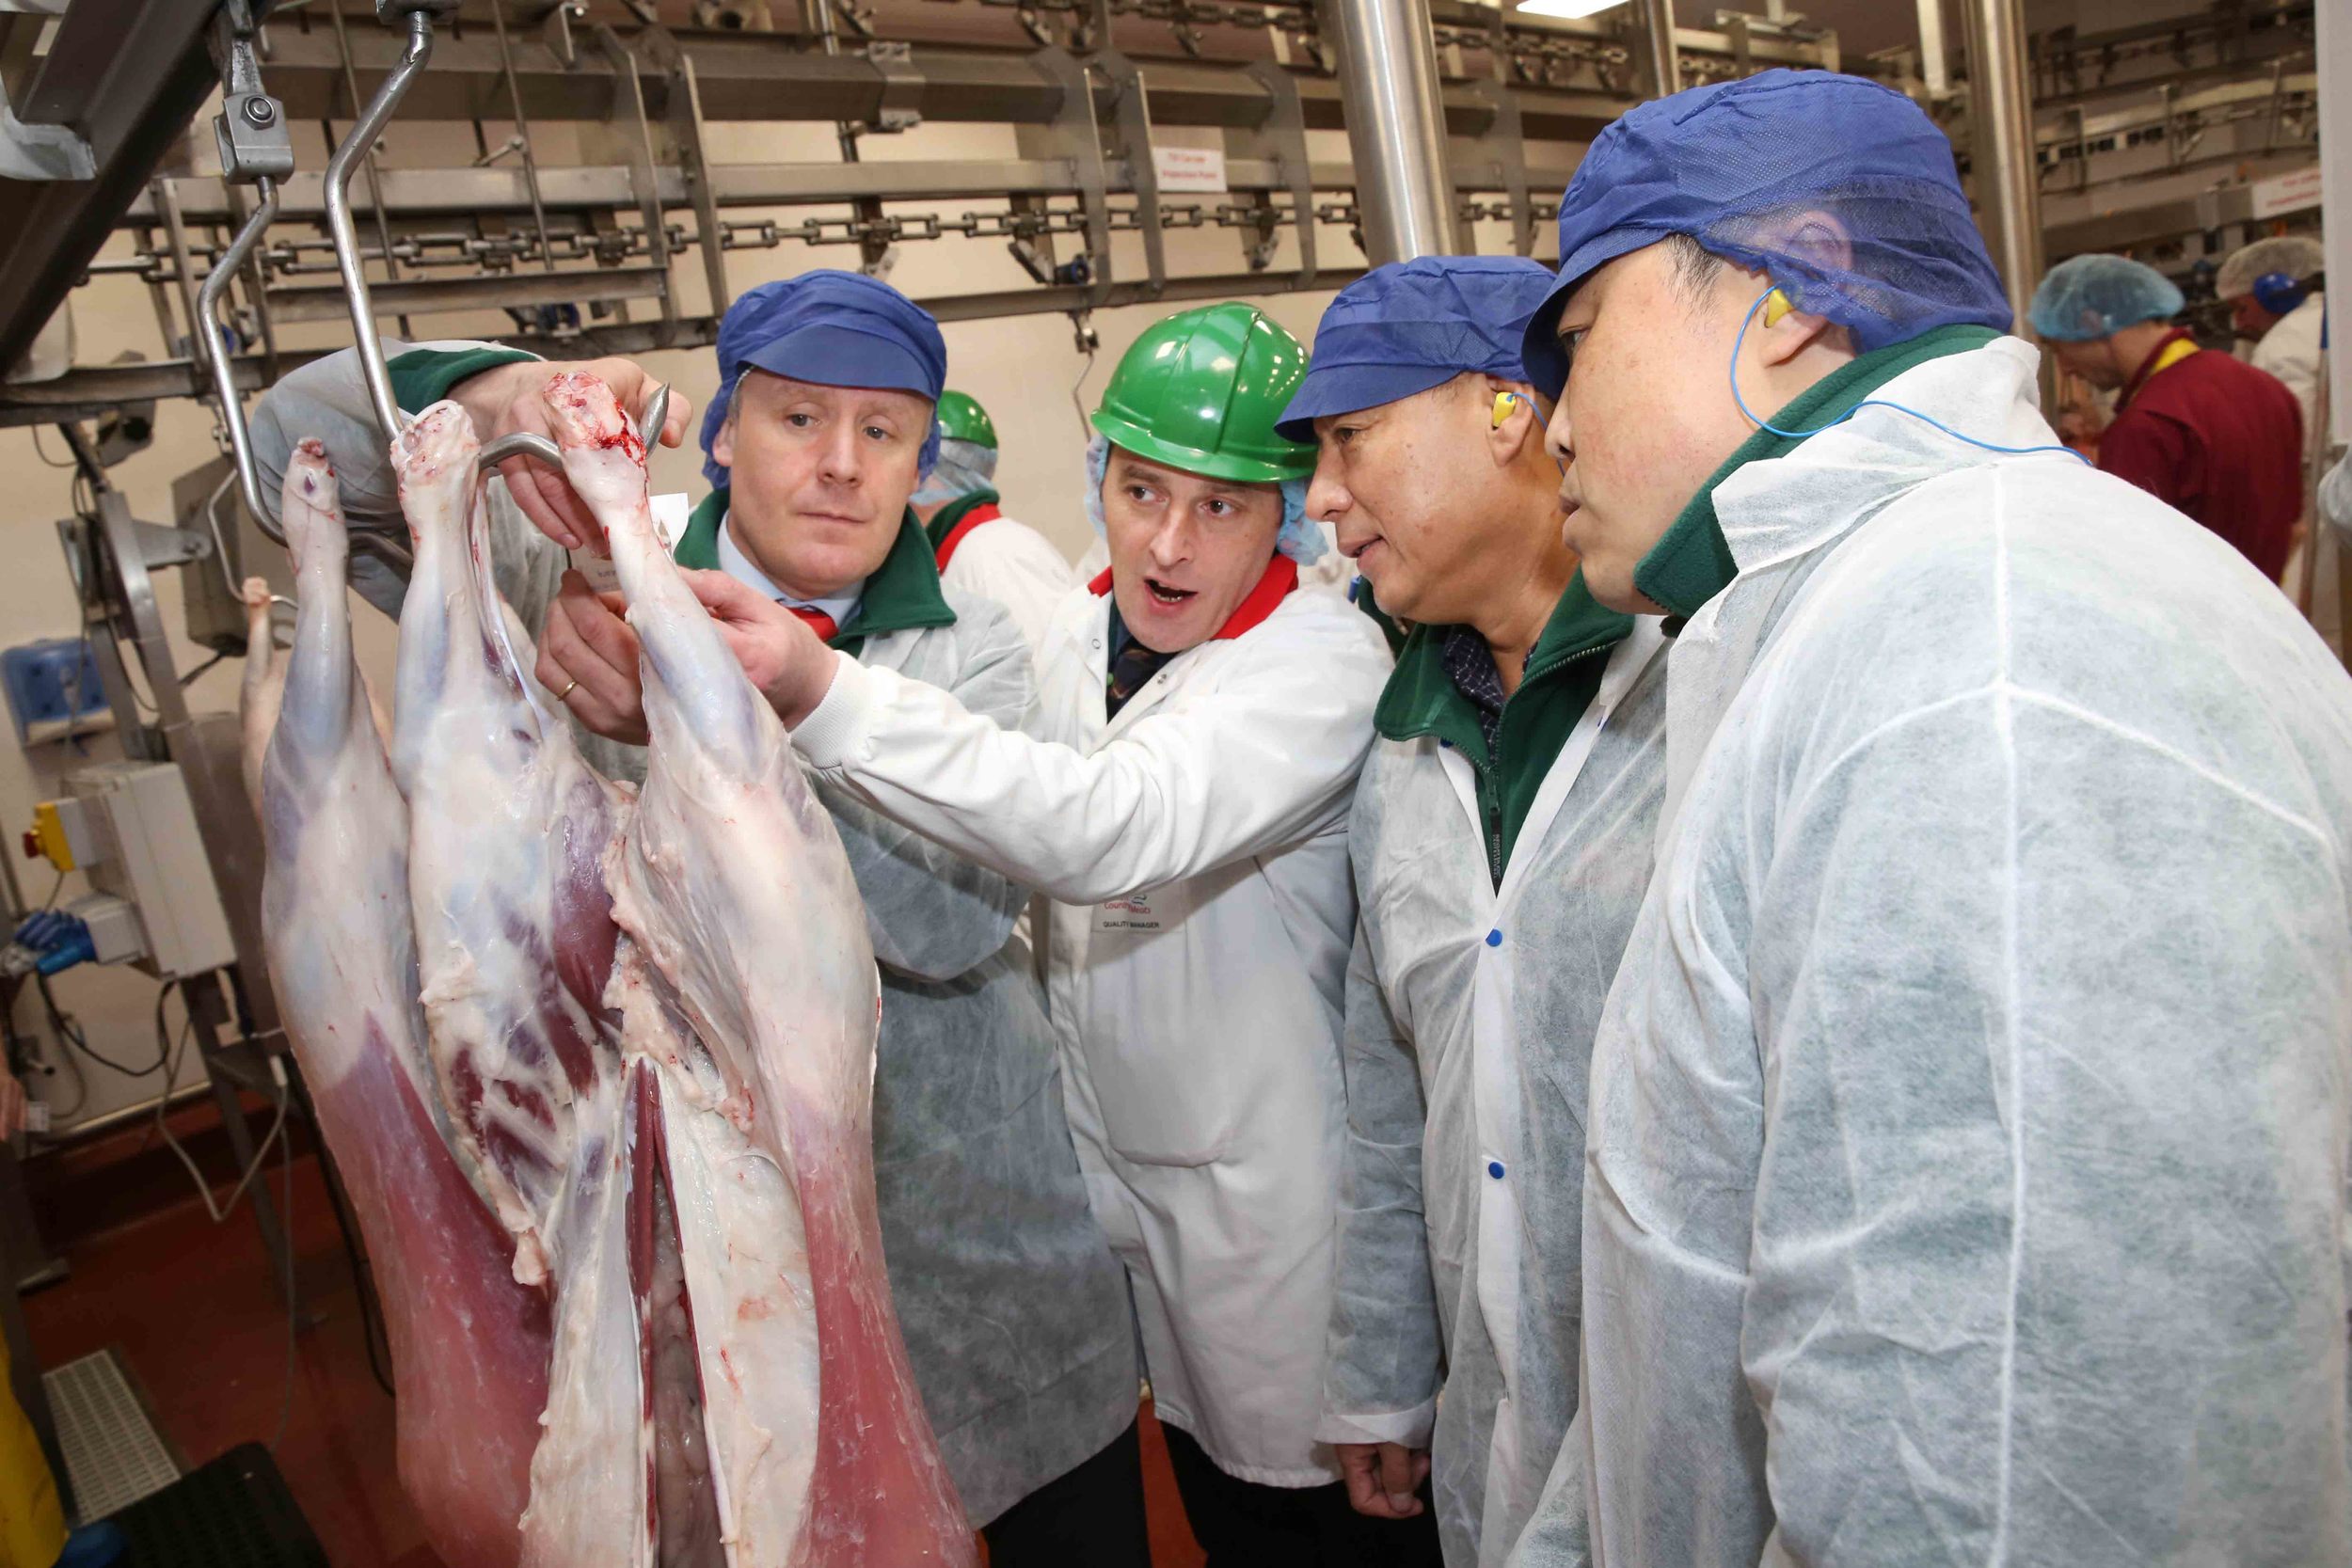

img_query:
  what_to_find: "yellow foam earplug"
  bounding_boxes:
[1491,390,1528,428]
[1762,289,1795,327]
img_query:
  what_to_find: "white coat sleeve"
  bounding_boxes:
[792,604,1388,906]
[1317,920,1442,1449]
[812,599,1036,983]
[1736,687,2352,1562]
[2249,312,2322,430]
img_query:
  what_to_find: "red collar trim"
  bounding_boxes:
[1214,554,1298,640]
[1087,555,1298,641]
[932,501,1000,571]
[2115,326,2199,412]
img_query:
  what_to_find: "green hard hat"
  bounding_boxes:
[935,389,997,450]
[1090,303,1314,484]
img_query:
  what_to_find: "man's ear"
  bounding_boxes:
[1755,296,1837,368]
[1775,208,1853,275]
[1748,208,1851,367]
[1483,375,1545,465]
[710,409,737,471]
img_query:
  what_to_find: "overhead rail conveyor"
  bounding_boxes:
[0,0,1854,430]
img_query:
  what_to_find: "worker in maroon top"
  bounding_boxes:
[2030,252,2304,579]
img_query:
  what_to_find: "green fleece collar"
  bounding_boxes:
[1634,324,2000,623]
[922,487,1000,554]
[674,488,954,651]
[1373,572,1630,881]
[387,345,539,414]
[1375,572,1629,751]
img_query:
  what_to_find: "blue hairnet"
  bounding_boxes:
[1523,69,2012,393]
[911,436,998,507]
[2027,254,2185,341]
[698,269,947,488]
[1277,256,1560,440]
[1086,433,1322,565]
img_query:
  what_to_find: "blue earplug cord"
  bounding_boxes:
[1729,289,2090,465]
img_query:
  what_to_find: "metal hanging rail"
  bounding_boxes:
[194,0,294,542]
[195,179,281,539]
[324,2,446,447]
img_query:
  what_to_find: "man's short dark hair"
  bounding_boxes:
[1665,232,1727,298]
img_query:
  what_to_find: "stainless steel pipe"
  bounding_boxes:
[1960,0,2044,337]
[196,177,283,544]
[1635,0,1681,99]
[1317,0,1458,264]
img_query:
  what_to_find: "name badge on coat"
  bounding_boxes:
[1092,879,1193,936]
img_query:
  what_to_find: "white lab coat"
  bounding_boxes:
[2255,293,2340,653]
[793,576,1392,1484]
[1508,336,2352,1566]
[2250,290,2326,421]
[1326,621,1667,1566]
[936,510,1079,662]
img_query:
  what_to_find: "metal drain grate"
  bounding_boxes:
[42,1349,180,1523]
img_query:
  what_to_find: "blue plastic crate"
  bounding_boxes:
[2,638,108,744]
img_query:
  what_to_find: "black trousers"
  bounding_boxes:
[982,1419,1153,1568]
[1161,1422,1445,1568]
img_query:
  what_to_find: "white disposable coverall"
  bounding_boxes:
[1509,335,2352,1566]
[936,508,1079,661]
[2253,293,2338,653]
[1326,621,1666,1566]
[2250,289,2326,420]
[793,576,1392,1484]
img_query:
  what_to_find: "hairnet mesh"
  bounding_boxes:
[2217,235,2326,300]
[1661,170,2010,355]
[911,436,998,506]
[2026,253,2185,341]
[1528,71,2011,388]
[1086,433,1323,565]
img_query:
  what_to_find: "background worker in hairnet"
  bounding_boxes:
[2217,233,2336,649]
[1502,69,2352,1567]
[1285,256,1669,1568]
[2218,233,2327,412]
[246,271,1146,1564]
[912,389,1077,657]
[541,302,1421,1563]
[2030,252,2305,578]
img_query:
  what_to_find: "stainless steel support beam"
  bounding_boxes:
[0,263,1371,425]
[2042,174,2316,259]
[1961,0,2044,335]
[1319,0,1458,264]
[128,152,1581,230]
[2320,0,2347,449]
[1916,0,1949,100]
[265,263,672,323]
[1634,0,1681,98]
[0,0,218,372]
[259,24,1631,142]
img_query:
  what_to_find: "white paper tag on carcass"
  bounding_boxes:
[569,492,691,594]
